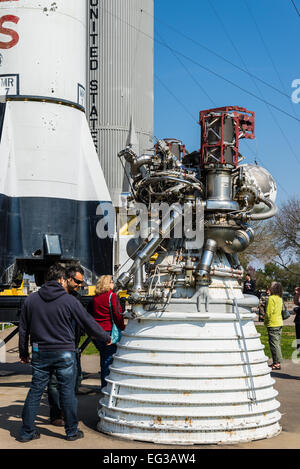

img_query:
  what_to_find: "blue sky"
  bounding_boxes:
[154,0,300,206]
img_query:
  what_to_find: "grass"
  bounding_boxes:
[80,326,298,360]
[79,336,99,355]
[1,324,15,330]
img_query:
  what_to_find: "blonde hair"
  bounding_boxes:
[95,275,113,295]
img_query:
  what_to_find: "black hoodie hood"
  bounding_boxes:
[38,281,67,302]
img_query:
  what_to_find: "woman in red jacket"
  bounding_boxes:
[93,275,125,390]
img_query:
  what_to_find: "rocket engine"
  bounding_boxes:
[116,106,277,300]
[97,107,281,445]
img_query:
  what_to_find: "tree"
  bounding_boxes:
[255,262,300,294]
[270,197,300,268]
[241,197,300,274]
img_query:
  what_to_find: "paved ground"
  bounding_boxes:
[1,320,300,451]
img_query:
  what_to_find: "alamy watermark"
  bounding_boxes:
[291,339,300,363]
[291,79,300,103]
[95,201,204,248]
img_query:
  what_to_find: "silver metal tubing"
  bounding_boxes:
[210,266,243,275]
[133,259,143,292]
[117,205,184,289]
[197,239,217,276]
[248,197,277,220]
[139,175,203,192]
[130,155,153,177]
[209,271,242,279]
[231,226,254,252]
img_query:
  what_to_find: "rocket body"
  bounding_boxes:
[0,0,113,284]
[0,0,86,106]
[87,0,154,206]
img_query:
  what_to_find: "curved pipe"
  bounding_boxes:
[140,175,203,191]
[130,155,153,176]
[231,226,255,252]
[138,173,205,194]
[248,196,277,220]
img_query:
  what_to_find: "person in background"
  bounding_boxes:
[258,288,270,322]
[293,284,300,350]
[47,264,85,427]
[243,273,256,296]
[65,264,86,391]
[18,264,111,442]
[264,281,283,371]
[93,275,125,390]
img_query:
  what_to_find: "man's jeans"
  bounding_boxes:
[20,351,78,440]
[48,349,82,421]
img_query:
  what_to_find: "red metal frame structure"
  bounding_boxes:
[199,106,255,168]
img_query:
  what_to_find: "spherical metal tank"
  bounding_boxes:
[87,0,154,206]
[240,164,277,214]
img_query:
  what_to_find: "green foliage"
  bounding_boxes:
[254,262,300,294]
[243,197,300,277]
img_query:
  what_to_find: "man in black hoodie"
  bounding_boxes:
[48,263,86,426]
[18,264,111,442]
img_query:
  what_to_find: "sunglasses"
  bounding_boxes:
[72,277,84,285]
